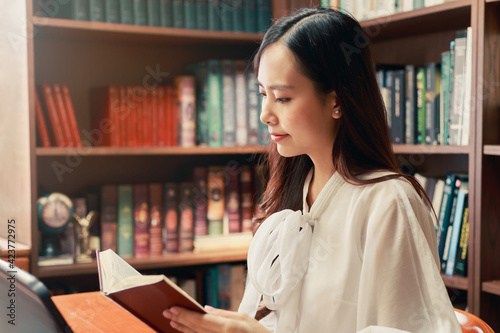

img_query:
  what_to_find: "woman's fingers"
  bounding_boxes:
[164,307,229,333]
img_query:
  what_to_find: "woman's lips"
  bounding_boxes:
[270,133,288,142]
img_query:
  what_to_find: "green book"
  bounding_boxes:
[441,51,451,145]
[207,60,223,148]
[105,0,120,23]
[416,67,426,144]
[220,0,233,31]
[208,0,221,30]
[243,0,256,32]
[42,0,71,18]
[173,0,185,28]
[232,0,244,32]
[147,0,160,26]
[159,0,173,27]
[120,0,134,24]
[117,185,134,257]
[256,0,271,33]
[72,0,90,21]
[413,0,424,9]
[184,0,197,29]
[186,62,210,145]
[195,0,209,30]
[133,0,148,25]
[89,0,105,22]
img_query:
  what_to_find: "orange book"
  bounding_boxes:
[35,90,51,147]
[42,84,65,147]
[61,85,82,147]
[91,86,120,146]
[168,85,179,146]
[53,84,74,147]
[119,86,128,147]
[164,86,173,147]
[126,86,137,147]
[151,88,159,147]
[157,86,166,146]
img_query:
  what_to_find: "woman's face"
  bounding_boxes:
[258,43,340,161]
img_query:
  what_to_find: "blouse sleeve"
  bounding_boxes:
[355,180,461,333]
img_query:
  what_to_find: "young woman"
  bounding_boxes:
[163,7,461,333]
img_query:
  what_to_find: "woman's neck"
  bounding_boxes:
[306,161,335,207]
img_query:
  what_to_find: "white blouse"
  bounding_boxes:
[239,170,461,333]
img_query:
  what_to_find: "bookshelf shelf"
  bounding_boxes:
[441,273,469,291]
[38,248,249,278]
[482,280,500,296]
[36,146,268,157]
[483,145,500,156]
[360,0,471,40]
[32,17,265,45]
[392,144,469,155]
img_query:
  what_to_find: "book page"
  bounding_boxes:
[98,249,144,293]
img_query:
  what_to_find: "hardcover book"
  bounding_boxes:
[134,184,150,258]
[163,183,179,253]
[97,249,206,333]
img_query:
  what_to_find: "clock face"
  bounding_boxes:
[41,199,71,228]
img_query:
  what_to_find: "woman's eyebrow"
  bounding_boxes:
[258,81,295,90]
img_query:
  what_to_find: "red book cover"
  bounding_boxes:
[240,165,254,233]
[226,166,241,233]
[134,184,150,258]
[163,183,179,253]
[61,84,83,147]
[101,185,118,252]
[52,84,75,147]
[149,183,163,256]
[134,86,144,147]
[168,85,179,146]
[90,86,120,146]
[151,87,159,147]
[42,84,65,147]
[35,89,51,147]
[164,85,173,146]
[178,183,195,252]
[126,86,137,147]
[193,166,208,236]
[119,86,128,147]
[141,89,152,147]
[157,86,166,146]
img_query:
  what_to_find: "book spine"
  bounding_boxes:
[172,0,185,28]
[61,85,83,147]
[117,184,134,257]
[441,177,465,270]
[220,0,233,31]
[392,70,405,144]
[221,60,236,146]
[226,166,241,233]
[234,60,248,146]
[193,166,208,236]
[128,85,139,147]
[119,86,128,147]
[454,205,469,277]
[52,84,75,147]
[193,62,210,146]
[149,183,164,256]
[256,0,271,33]
[449,31,467,146]
[101,185,118,252]
[184,0,197,29]
[89,0,105,21]
[208,0,221,30]
[243,0,256,32]
[217,264,232,309]
[72,0,90,21]
[120,0,135,24]
[231,0,244,31]
[163,183,179,253]
[133,0,148,25]
[246,69,260,145]
[151,87,159,147]
[175,76,197,147]
[461,27,473,146]
[105,0,120,23]
[416,67,426,144]
[440,52,451,145]
[203,266,219,307]
[170,85,180,146]
[405,65,416,144]
[157,86,166,146]
[142,88,153,147]
[35,90,52,147]
[159,0,173,27]
[178,183,195,252]
[134,184,150,258]
[207,60,223,147]
[195,0,209,30]
[445,190,468,276]
[240,165,254,232]
[42,84,65,147]
[147,0,161,26]
[230,264,246,311]
[207,166,225,235]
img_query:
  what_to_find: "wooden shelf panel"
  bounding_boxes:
[36,145,268,156]
[392,144,469,154]
[362,0,471,40]
[37,248,248,278]
[484,145,500,156]
[482,280,500,296]
[441,273,469,290]
[32,16,264,45]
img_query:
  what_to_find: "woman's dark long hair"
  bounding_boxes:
[254,7,433,226]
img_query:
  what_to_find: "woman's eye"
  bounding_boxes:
[259,92,267,98]
[275,98,290,103]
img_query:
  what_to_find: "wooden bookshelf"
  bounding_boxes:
[392,144,469,155]
[482,280,500,296]
[38,248,248,278]
[441,273,469,291]
[483,145,500,156]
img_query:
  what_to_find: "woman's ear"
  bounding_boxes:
[328,91,341,119]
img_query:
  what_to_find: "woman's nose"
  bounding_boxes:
[260,97,276,125]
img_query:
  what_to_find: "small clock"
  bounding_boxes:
[37,192,74,234]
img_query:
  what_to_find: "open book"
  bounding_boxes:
[97,249,206,333]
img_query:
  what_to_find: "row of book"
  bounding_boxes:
[52,165,260,261]
[322,0,456,21]
[39,0,272,33]
[415,172,469,277]
[377,28,472,146]
[203,263,245,310]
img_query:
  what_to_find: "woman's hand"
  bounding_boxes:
[163,305,271,333]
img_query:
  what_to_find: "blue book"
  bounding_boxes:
[445,183,469,276]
